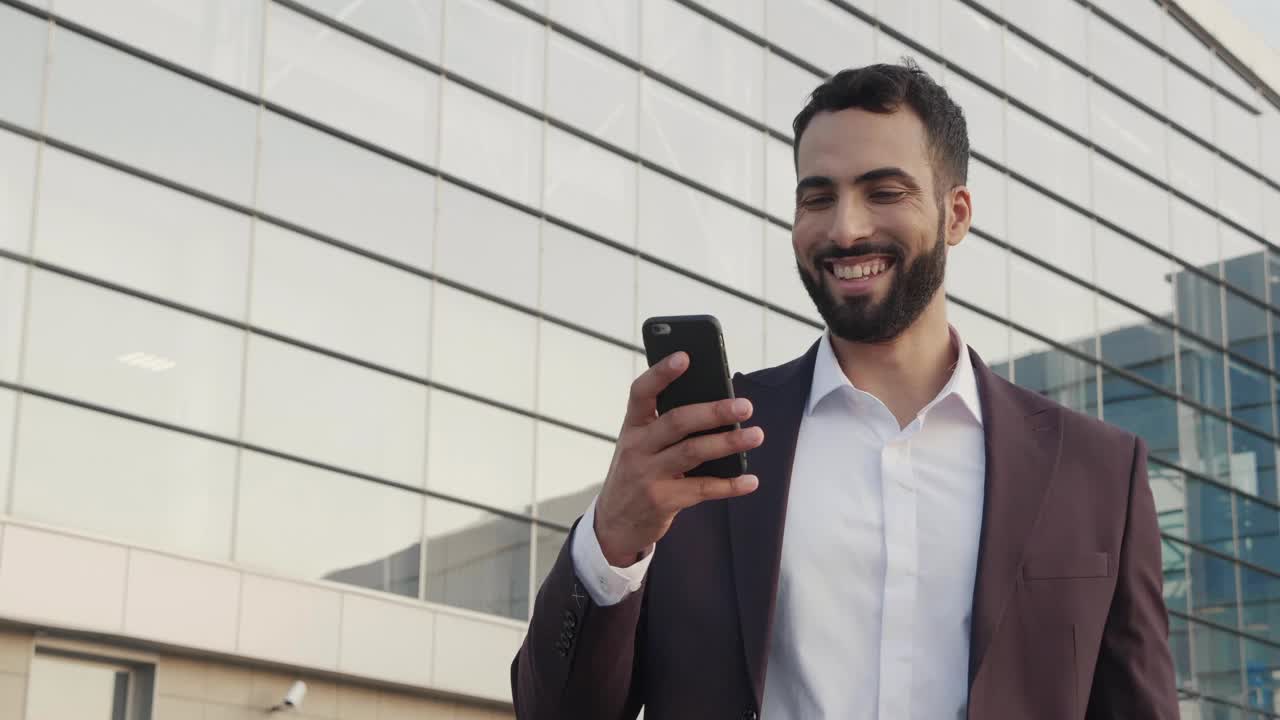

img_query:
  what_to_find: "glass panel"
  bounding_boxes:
[1181,336,1229,411]
[764,310,820,367]
[430,285,538,409]
[0,260,25,384]
[0,388,13,513]
[439,80,544,209]
[1221,231,1267,311]
[642,0,764,121]
[297,0,443,64]
[1102,374,1179,463]
[0,4,47,131]
[1186,478,1236,551]
[537,321,632,435]
[1166,64,1215,141]
[1181,403,1233,481]
[535,525,570,592]
[1090,83,1167,182]
[944,72,1003,164]
[0,129,38,256]
[1004,0,1087,65]
[1169,197,1221,277]
[242,335,429,486]
[540,223,636,343]
[1212,55,1257,109]
[1217,158,1265,237]
[1093,225,1175,320]
[436,180,540,308]
[1151,464,1188,540]
[425,499,531,620]
[637,260,765,373]
[257,111,436,270]
[872,34,943,83]
[638,77,764,208]
[27,653,135,720]
[1091,156,1170,250]
[967,160,1006,241]
[250,222,431,377]
[765,52,817,138]
[535,421,612,525]
[544,126,638,245]
[1010,331,1097,415]
[765,135,794,222]
[34,147,251,320]
[1005,177,1093,280]
[764,224,819,321]
[1098,297,1176,391]
[1090,0,1162,43]
[875,0,941,51]
[1169,613,1193,690]
[427,389,534,514]
[1178,270,1226,344]
[638,167,764,296]
[54,0,262,93]
[1188,544,1242,627]
[1241,635,1280,711]
[1087,17,1164,112]
[13,395,236,558]
[945,234,1008,320]
[1003,31,1089,139]
[23,270,244,435]
[1164,13,1214,78]
[1163,531,1189,613]
[264,3,439,164]
[237,450,423,597]
[1009,256,1095,352]
[1215,94,1261,170]
[1005,106,1091,209]
[45,29,258,206]
[763,0,873,75]
[442,0,544,109]
[1231,424,1277,503]
[1230,359,1273,430]
[1192,619,1245,706]
[939,0,1002,89]
[949,303,1010,378]
[546,31,638,151]
[547,0,638,60]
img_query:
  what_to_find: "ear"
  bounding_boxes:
[944,185,972,247]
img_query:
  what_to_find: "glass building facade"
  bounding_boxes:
[0,0,1278,717]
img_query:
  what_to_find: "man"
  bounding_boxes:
[512,62,1178,719]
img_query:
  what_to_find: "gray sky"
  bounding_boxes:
[1223,0,1280,54]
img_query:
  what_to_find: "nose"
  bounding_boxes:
[824,194,874,249]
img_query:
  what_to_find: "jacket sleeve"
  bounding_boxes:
[1086,436,1180,719]
[511,517,647,719]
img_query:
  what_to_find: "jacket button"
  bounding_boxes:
[742,711,757,720]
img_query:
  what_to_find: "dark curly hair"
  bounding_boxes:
[792,60,969,194]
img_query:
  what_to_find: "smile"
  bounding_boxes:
[823,256,895,281]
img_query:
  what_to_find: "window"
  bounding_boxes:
[1210,54,1257,110]
[872,33,943,83]
[641,0,765,121]
[535,421,613,525]
[1089,0,1162,44]
[766,137,794,222]
[638,168,764,296]
[0,129,38,255]
[1163,14,1213,78]
[439,80,544,209]
[23,270,244,436]
[764,224,820,322]
[764,0,872,75]
[425,498,531,620]
[1091,156,1169,250]
[264,3,439,165]
[1010,331,1097,416]
[945,73,1004,164]
[0,259,25,384]
[1165,127,1215,204]
[766,52,818,138]
[875,0,940,51]
[1168,197,1219,276]
[1179,336,1228,412]
[1101,374,1178,464]
[0,4,47,131]
[637,260,765,372]
[544,127,638,246]
[536,525,570,590]
[1164,64,1214,141]
[1229,360,1272,433]
[1176,270,1224,344]
[1003,32,1089,139]
[257,111,437,271]
[249,222,432,378]
[426,389,535,513]
[242,335,428,487]
[540,222,636,343]
[34,147,251,320]
[1089,84,1167,182]
[297,0,443,64]
[1093,227,1174,320]
[436,180,540,308]
[945,234,1008,320]
[1006,176,1093,281]
[949,304,1011,378]
[639,78,764,208]
[430,285,538,410]
[1097,295,1175,392]
[1004,0,1087,66]
[12,396,236,559]
[548,0,638,60]
[44,29,258,206]
[1215,156,1264,236]
[967,160,1007,241]
[1009,257,1095,353]
[546,31,638,151]
[765,310,820,367]
[1220,225,1266,303]
[443,0,545,109]
[939,0,1002,89]
[1226,289,1269,369]
[537,321,633,435]
[1087,18,1164,113]
[26,649,154,720]
[0,389,13,512]
[1005,106,1090,209]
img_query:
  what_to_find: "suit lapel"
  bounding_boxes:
[727,342,818,708]
[966,348,1064,687]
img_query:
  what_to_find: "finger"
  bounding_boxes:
[652,426,764,476]
[643,397,754,452]
[622,351,688,428]
[653,473,760,512]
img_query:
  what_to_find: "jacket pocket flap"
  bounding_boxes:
[1022,551,1110,580]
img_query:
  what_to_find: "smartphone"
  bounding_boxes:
[642,314,748,479]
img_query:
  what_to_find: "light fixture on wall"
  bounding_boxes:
[269,681,307,712]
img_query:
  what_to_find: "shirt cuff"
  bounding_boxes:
[570,495,654,607]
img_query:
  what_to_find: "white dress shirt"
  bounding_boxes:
[573,329,986,719]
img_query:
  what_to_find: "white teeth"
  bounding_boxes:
[832,259,889,280]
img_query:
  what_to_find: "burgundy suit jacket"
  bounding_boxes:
[512,343,1179,719]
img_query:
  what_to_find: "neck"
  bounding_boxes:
[829,294,957,428]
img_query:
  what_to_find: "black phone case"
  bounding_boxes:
[642,314,748,479]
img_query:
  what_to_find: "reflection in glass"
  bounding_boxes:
[763,0,872,75]
[1009,256,1094,350]
[1217,157,1264,237]
[1191,619,1245,709]
[1222,228,1268,305]
[0,130,36,256]
[544,127,638,246]
[944,73,1004,163]
[426,389,535,514]
[436,181,540,308]
[547,0,638,59]
[1098,298,1176,392]
[536,525,569,592]
[1162,532,1189,614]
[1010,331,1096,416]
[425,499,530,620]
[546,31,639,151]
[443,0,545,109]
[637,260,765,372]
[1005,106,1090,209]
[0,259,28,385]
[236,451,423,597]
[538,321,632,435]
[431,285,538,410]
[0,389,13,515]
[1087,16,1164,112]
[1242,635,1280,711]
[1178,271,1225,344]
[1089,83,1167,182]
[945,235,1008,319]
[1169,613,1192,691]
[641,0,764,121]
[1230,360,1273,433]
[766,52,818,137]
[1215,93,1261,173]
[13,396,236,559]
[298,0,443,64]
[439,81,544,209]
[1180,404,1232,481]
[1180,335,1228,411]
[1231,424,1277,504]
[1102,373,1179,464]
[1188,544,1241,628]
[1003,0,1087,64]
[540,223,636,342]
[1167,126,1216,202]
[535,422,611,525]
[1150,464,1187,542]
[0,4,47,131]
[1006,176,1093,280]
[1091,156,1170,249]
[939,0,1002,90]
[1093,225,1174,318]
[1169,197,1219,279]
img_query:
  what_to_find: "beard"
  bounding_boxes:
[797,215,948,344]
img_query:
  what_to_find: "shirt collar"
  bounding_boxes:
[806,326,984,426]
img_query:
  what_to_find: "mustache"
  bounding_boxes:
[812,241,906,266]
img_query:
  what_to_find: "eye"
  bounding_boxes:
[798,194,835,209]
[870,190,908,203]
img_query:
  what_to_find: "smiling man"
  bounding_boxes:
[513,62,1178,719]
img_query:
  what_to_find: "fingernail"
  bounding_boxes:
[747,427,764,443]
[740,475,759,492]
[733,398,751,416]
[669,353,686,369]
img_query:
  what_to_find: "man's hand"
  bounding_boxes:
[594,351,764,567]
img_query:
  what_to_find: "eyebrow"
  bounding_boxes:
[794,166,922,197]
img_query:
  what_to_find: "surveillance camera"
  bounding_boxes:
[270,681,307,712]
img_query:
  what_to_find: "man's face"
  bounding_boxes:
[792,107,959,344]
